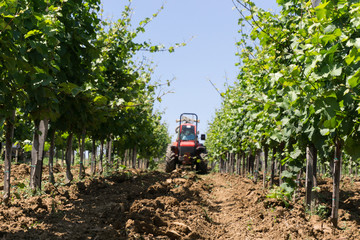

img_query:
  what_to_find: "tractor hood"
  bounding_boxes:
[179,141,196,147]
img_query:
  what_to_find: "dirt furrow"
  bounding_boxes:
[1,165,360,239]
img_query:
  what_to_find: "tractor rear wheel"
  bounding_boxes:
[196,153,208,174]
[165,147,176,173]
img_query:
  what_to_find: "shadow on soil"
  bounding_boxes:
[314,178,360,226]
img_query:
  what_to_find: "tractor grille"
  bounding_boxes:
[179,146,195,156]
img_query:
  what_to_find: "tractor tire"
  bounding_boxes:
[196,153,208,174]
[165,147,176,173]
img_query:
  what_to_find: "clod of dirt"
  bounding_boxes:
[146,182,168,194]
[28,196,48,211]
[152,214,167,227]
[170,222,192,234]
[182,172,198,181]
[173,178,187,185]
[157,196,179,206]
[184,232,202,240]
[170,169,182,178]
[43,182,57,194]
[165,230,182,239]
[68,184,79,199]
[15,164,30,176]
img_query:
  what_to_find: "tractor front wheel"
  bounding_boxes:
[196,153,208,174]
[165,148,176,173]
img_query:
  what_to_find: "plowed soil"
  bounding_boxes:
[0,164,360,239]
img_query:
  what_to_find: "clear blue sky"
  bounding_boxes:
[101,0,279,141]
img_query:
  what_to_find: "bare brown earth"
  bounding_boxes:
[0,164,359,239]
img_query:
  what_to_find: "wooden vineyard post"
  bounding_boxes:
[219,157,224,173]
[349,158,353,177]
[127,149,131,167]
[331,139,342,228]
[132,146,137,169]
[65,132,74,183]
[91,139,97,175]
[210,160,216,171]
[99,140,104,174]
[48,129,56,184]
[279,146,285,185]
[227,152,231,173]
[263,145,268,188]
[231,153,235,173]
[226,153,229,173]
[55,148,58,166]
[279,162,284,185]
[313,146,318,188]
[305,144,317,212]
[229,153,235,174]
[254,150,260,183]
[313,145,318,207]
[30,119,48,191]
[124,149,128,167]
[79,129,86,179]
[251,153,255,175]
[115,148,120,169]
[236,153,241,175]
[108,135,113,165]
[145,159,150,169]
[246,153,250,175]
[270,147,276,187]
[248,152,254,176]
[241,152,245,176]
[122,149,125,167]
[71,149,74,165]
[105,140,109,168]
[3,110,15,205]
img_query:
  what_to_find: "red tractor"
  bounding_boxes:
[165,113,207,173]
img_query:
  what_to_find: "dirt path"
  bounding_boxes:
[203,174,267,239]
[201,173,360,240]
[1,165,360,239]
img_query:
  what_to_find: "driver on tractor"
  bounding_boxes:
[180,128,195,141]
